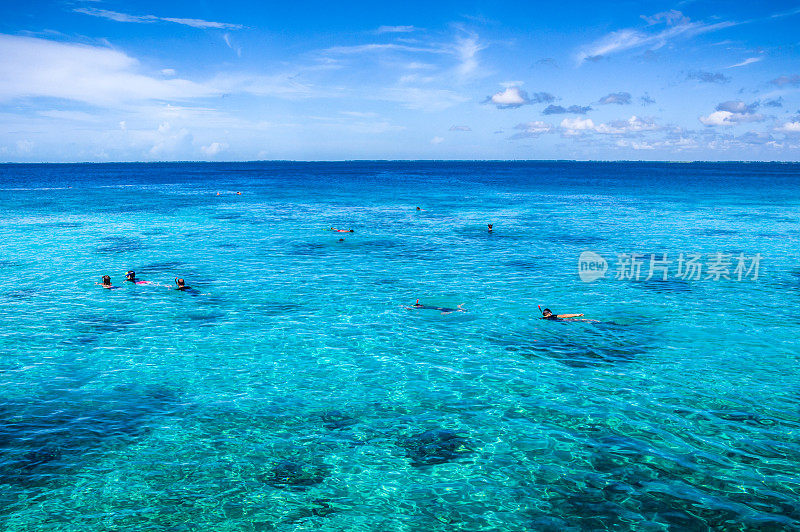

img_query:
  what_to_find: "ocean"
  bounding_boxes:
[0,161,798,530]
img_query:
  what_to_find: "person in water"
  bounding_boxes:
[125,270,151,285]
[487,223,493,233]
[97,275,114,289]
[330,228,354,233]
[541,308,584,320]
[407,299,465,314]
[175,278,191,291]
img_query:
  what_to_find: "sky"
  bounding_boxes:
[1,1,800,161]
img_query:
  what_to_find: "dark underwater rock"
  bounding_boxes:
[402,429,470,466]
[320,410,357,430]
[263,460,329,491]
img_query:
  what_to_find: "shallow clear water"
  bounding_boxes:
[0,161,799,530]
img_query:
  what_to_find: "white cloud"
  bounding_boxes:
[511,121,552,139]
[375,25,417,34]
[74,8,242,29]
[699,111,737,126]
[161,17,241,30]
[453,30,484,80]
[0,34,214,106]
[17,139,34,153]
[148,122,193,158]
[595,115,659,134]
[725,56,763,69]
[161,68,176,76]
[201,141,228,156]
[223,34,241,57]
[776,121,800,133]
[699,106,764,126]
[560,117,595,135]
[576,12,737,64]
[487,86,530,108]
[430,136,444,144]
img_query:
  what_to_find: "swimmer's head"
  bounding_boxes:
[542,308,552,317]
[488,224,493,229]
[416,207,421,210]
[176,278,185,286]
[338,238,344,242]
[102,275,111,285]
[125,270,135,280]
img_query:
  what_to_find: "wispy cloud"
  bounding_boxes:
[74,8,242,30]
[598,92,631,105]
[576,10,737,64]
[223,33,242,57]
[725,56,763,69]
[510,121,552,139]
[375,25,417,34]
[687,70,730,84]
[452,29,485,80]
[0,34,214,106]
[449,125,471,131]
[771,74,800,87]
[542,104,592,115]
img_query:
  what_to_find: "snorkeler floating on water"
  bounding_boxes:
[175,278,192,291]
[406,299,465,315]
[329,228,354,233]
[488,223,493,233]
[125,271,152,285]
[539,305,597,322]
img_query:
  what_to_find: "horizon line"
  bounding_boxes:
[2,159,800,165]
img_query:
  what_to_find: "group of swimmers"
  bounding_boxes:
[96,211,590,321]
[97,271,192,291]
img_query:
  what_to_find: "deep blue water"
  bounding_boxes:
[0,161,799,530]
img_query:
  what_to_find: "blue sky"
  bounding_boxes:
[1,1,800,161]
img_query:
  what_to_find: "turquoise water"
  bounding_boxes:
[1,161,799,530]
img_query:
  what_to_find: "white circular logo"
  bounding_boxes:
[578,251,608,282]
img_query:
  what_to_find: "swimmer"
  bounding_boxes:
[487,223,493,233]
[406,299,465,315]
[237,191,242,195]
[330,228,355,233]
[125,270,151,285]
[96,275,115,289]
[175,278,191,291]
[338,238,345,242]
[540,306,591,321]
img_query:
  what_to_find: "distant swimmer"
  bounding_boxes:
[487,223,493,233]
[330,228,354,233]
[338,238,345,242]
[539,306,596,322]
[125,271,151,285]
[406,299,465,315]
[175,278,192,291]
[97,275,115,289]
[416,207,425,211]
